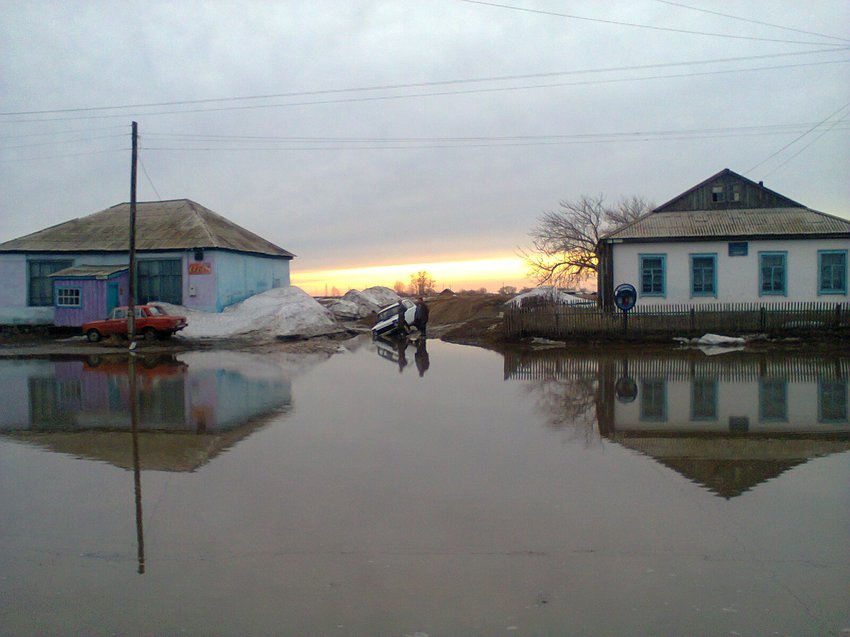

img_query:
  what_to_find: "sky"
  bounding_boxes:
[1,1,848,294]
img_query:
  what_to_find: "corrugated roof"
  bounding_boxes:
[0,199,295,258]
[48,265,128,278]
[603,207,850,241]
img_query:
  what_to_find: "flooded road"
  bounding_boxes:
[0,338,848,636]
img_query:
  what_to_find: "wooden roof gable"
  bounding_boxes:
[654,168,804,212]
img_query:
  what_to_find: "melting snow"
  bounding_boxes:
[506,286,587,306]
[158,286,339,340]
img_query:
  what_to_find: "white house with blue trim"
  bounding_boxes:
[598,169,850,308]
[0,199,295,325]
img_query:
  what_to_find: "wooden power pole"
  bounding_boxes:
[128,121,138,343]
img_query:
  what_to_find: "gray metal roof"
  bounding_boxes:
[0,199,295,258]
[48,265,128,279]
[603,207,850,242]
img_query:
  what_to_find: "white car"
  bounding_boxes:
[371,299,417,337]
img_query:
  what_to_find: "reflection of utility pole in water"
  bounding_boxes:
[128,354,145,574]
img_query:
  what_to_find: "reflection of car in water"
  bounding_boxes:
[371,299,418,337]
[373,334,429,376]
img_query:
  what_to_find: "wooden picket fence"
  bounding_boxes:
[503,301,850,340]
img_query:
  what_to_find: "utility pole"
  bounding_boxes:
[128,121,138,344]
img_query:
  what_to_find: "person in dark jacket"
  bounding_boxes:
[396,301,409,336]
[413,297,429,338]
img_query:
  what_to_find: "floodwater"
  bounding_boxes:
[0,337,848,636]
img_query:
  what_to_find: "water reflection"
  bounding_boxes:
[0,352,293,471]
[505,348,850,497]
[373,335,430,376]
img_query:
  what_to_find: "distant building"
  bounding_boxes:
[598,169,850,308]
[0,199,294,325]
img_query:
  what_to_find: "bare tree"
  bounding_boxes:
[522,195,652,287]
[409,271,436,296]
[393,280,407,295]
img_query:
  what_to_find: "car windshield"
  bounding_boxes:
[377,305,399,322]
[148,306,166,316]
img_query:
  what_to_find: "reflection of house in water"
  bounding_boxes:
[504,349,850,497]
[0,353,292,471]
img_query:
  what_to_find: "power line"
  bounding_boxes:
[745,101,850,174]
[653,0,850,43]
[3,57,847,124]
[761,116,848,180]
[457,0,845,46]
[1,48,846,118]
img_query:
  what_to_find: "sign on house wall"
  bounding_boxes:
[188,262,212,275]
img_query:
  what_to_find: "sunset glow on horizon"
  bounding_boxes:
[291,255,535,296]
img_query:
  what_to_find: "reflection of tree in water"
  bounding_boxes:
[522,376,600,445]
[504,348,602,443]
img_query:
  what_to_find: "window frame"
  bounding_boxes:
[690,378,718,421]
[759,251,787,297]
[639,254,666,298]
[56,287,82,308]
[690,253,717,298]
[817,249,847,295]
[27,260,73,307]
[818,379,848,423]
[640,378,667,422]
[759,379,788,422]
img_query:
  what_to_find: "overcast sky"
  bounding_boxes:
[1,0,848,291]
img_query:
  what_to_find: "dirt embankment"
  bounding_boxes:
[423,293,509,345]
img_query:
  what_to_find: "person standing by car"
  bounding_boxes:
[414,297,429,338]
[396,300,409,336]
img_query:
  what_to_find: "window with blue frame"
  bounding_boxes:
[56,287,81,307]
[640,254,665,297]
[690,378,717,420]
[818,250,847,295]
[640,378,667,422]
[819,379,848,423]
[759,379,787,422]
[759,252,787,296]
[690,254,717,297]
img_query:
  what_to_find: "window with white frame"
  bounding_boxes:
[56,287,81,307]
[759,252,787,296]
[818,250,847,295]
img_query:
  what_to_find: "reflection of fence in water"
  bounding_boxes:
[504,302,850,339]
[504,349,850,383]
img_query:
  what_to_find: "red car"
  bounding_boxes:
[82,305,188,342]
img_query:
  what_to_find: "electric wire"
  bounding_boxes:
[745,101,850,174]
[3,58,847,124]
[1,48,846,118]
[458,0,845,46]
[652,0,850,43]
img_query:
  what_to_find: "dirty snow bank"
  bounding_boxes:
[326,286,400,320]
[160,287,338,339]
[507,286,588,306]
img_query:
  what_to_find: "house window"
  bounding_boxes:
[690,378,717,420]
[759,252,787,296]
[690,254,717,297]
[640,378,667,422]
[640,254,666,297]
[28,260,73,307]
[819,379,848,423]
[732,185,741,202]
[759,379,787,422]
[138,259,182,305]
[56,287,81,307]
[711,185,725,203]
[818,250,847,295]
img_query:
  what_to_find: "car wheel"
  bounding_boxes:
[142,327,158,341]
[86,329,102,343]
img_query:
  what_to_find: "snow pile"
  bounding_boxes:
[160,286,338,339]
[507,286,588,306]
[326,286,400,320]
